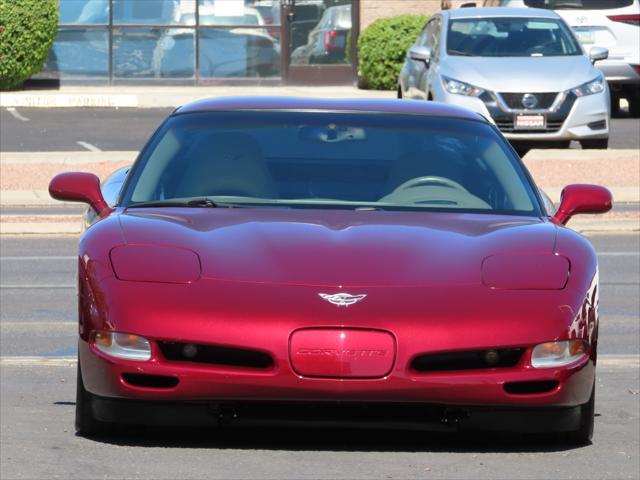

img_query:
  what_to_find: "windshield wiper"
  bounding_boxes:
[127,198,233,208]
[448,49,473,56]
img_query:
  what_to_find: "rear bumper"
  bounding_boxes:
[79,338,595,409]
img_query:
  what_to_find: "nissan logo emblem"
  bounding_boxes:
[521,93,538,109]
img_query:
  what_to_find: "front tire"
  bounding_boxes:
[75,362,112,437]
[565,383,595,445]
[628,91,640,118]
[581,138,609,149]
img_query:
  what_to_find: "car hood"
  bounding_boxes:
[115,208,556,287]
[442,55,596,93]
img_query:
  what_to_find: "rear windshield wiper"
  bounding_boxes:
[127,198,235,208]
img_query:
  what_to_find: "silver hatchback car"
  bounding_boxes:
[398,7,611,150]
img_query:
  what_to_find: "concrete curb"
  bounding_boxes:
[0,222,81,235]
[1,87,394,109]
[0,216,637,236]
[2,188,638,206]
[2,150,638,204]
[0,151,137,165]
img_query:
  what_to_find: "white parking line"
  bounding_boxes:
[6,107,29,122]
[76,141,102,152]
[0,321,77,327]
[0,256,76,261]
[0,285,76,289]
[0,356,76,366]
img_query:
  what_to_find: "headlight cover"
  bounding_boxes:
[442,76,484,97]
[531,340,587,368]
[572,75,605,97]
[94,331,152,361]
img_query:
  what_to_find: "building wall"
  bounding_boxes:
[360,0,482,29]
[359,1,441,28]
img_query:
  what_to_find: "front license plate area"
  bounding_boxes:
[514,114,546,130]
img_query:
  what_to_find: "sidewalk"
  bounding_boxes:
[0,86,394,109]
[1,149,638,235]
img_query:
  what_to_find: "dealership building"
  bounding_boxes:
[37,0,446,85]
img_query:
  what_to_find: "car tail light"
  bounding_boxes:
[607,14,640,26]
[94,331,152,361]
[531,340,587,368]
[324,31,337,51]
[634,65,640,76]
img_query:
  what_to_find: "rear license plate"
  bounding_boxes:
[573,28,595,44]
[515,114,546,130]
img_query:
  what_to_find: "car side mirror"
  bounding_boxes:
[589,46,608,63]
[49,172,112,218]
[552,184,612,226]
[409,46,432,66]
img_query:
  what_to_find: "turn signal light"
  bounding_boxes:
[93,331,152,361]
[531,340,587,368]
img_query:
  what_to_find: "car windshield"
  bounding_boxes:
[121,111,540,216]
[448,17,581,57]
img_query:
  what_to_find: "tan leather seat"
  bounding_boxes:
[174,132,277,199]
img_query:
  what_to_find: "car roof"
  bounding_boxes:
[175,96,485,121]
[445,7,560,20]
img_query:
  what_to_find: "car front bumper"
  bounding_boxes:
[79,337,595,411]
[437,89,610,142]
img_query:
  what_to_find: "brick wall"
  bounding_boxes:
[360,1,441,28]
[359,0,481,29]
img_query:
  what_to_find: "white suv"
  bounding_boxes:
[481,0,640,117]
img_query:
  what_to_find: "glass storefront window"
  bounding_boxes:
[113,0,196,25]
[113,28,194,78]
[59,0,109,24]
[199,28,279,78]
[289,1,351,65]
[42,29,109,78]
[198,0,280,26]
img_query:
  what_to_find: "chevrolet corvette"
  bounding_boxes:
[49,97,612,443]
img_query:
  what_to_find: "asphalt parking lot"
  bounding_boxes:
[0,234,638,480]
[1,107,639,152]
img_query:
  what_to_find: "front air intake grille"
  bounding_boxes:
[588,119,607,130]
[122,373,179,389]
[504,380,559,395]
[499,92,559,110]
[158,341,274,369]
[411,348,523,372]
[494,119,565,133]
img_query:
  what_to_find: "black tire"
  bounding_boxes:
[581,138,609,149]
[565,383,595,445]
[75,362,112,437]
[610,90,621,116]
[628,93,640,118]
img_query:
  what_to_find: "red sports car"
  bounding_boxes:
[49,97,612,443]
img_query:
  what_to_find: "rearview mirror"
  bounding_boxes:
[409,46,432,65]
[49,172,112,218]
[552,184,612,226]
[589,46,608,63]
